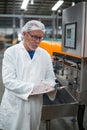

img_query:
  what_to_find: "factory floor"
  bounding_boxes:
[0,48,87,130]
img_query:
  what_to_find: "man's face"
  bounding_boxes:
[23,30,44,51]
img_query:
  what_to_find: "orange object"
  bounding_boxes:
[39,40,62,57]
[39,40,81,59]
[57,51,81,59]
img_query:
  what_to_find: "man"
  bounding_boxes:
[0,20,56,130]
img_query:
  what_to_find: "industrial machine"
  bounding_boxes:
[52,52,86,130]
[62,2,87,130]
[42,2,87,130]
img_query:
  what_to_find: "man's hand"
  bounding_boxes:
[30,82,55,95]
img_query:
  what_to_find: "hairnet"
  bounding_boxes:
[21,20,45,33]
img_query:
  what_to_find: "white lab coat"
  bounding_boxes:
[0,41,55,130]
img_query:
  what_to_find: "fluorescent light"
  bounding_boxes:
[21,0,30,10]
[52,0,64,11]
[72,2,75,6]
[31,0,34,5]
[58,9,61,13]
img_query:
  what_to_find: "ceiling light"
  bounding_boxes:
[31,0,34,5]
[72,2,75,6]
[58,9,61,13]
[21,0,30,10]
[52,0,64,11]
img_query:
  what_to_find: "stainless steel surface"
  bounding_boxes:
[52,52,87,130]
[51,4,87,129]
[42,88,78,120]
[62,2,87,57]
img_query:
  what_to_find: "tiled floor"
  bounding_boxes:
[0,48,87,130]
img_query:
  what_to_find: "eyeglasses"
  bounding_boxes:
[27,32,43,41]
